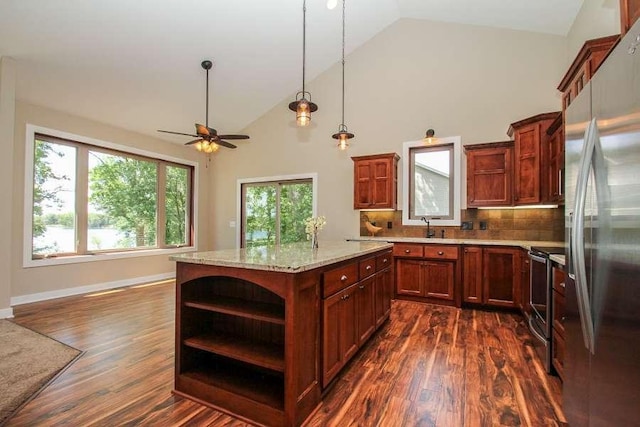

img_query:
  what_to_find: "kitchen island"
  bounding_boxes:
[170,240,394,427]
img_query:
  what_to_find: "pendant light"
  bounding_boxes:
[288,0,318,126]
[332,0,354,150]
[423,129,436,144]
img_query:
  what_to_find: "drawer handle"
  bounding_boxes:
[366,265,372,270]
[340,275,348,281]
[438,251,444,255]
[404,249,411,254]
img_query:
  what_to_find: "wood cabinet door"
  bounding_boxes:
[546,124,564,204]
[466,145,513,207]
[462,246,483,303]
[371,158,392,208]
[396,259,423,296]
[322,291,343,386]
[353,160,373,209]
[482,247,520,308]
[356,276,376,345]
[423,261,454,301]
[374,267,392,327]
[514,123,541,205]
[340,285,359,363]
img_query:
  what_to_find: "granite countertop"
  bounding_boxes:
[170,240,394,273]
[347,236,564,251]
[550,254,566,266]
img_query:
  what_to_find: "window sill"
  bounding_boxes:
[23,246,197,268]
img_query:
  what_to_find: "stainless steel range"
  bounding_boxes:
[528,245,564,373]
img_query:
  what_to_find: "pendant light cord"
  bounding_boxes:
[341,0,346,126]
[302,0,307,96]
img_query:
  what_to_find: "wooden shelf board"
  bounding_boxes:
[180,367,284,411]
[184,333,285,372]
[184,296,285,325]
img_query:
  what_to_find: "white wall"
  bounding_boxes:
[566,0,620,63]
[208,18,566,249]
[0,57,16,316]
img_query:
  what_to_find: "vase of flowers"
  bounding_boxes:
[304,215,326,249]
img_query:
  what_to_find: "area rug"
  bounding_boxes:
[0,320,82,426]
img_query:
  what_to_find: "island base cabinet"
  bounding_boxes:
[322,284,358,386]
[374,266,393,326]
[174,263,321,427]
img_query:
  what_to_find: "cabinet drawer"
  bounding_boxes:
[393,243,424,258]
[424,245,458,260]
[323,262,358,298]
[376,251,392,271]
[359,257,376,279]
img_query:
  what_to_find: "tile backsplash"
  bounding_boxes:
[360,208,565,242]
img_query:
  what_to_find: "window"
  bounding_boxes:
[239,174,316,248]
[26,125,195,265]
[402,136,461,226]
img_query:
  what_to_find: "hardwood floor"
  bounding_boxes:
[8,280,564,426]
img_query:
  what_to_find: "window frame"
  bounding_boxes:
[23,124,198,268]
[236,173,318,248]
[402,136,461,227]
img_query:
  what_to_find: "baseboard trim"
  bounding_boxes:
[0,307,14,318]
[11,272,175,306]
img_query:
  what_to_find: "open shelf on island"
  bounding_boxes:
[184,296,285,325]
[178,351,285,413]
[184,332,285,372]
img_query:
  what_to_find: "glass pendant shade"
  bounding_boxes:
[296,98,311,126]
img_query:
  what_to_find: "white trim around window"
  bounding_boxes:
[236,173,318,248]
[23,124,199,268]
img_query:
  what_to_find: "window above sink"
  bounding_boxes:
[402,136,461,227]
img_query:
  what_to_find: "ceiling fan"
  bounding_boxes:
[158,60,249,152]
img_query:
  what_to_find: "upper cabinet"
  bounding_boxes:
[508,112,561,205]
[465,141,514,208]
[545,115,564,205]
[620,0,640,36]
[557,35,619,111]
[352,153,399,210]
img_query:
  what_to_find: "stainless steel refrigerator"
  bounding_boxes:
[564,19,640,426]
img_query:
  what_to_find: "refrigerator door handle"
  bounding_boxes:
[571,118,597,354]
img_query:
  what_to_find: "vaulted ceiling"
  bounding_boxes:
[0,0,583,144]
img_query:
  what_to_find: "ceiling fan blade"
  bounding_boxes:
[218,134,250,140]
[158,130,199,137]
[184,138,204,146]
[217,140,237,149]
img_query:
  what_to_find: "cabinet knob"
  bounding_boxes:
[560,282,565,288]
[383,258,388,263]
[359,285,365,289]
[344,293,350,300]
[438,251,444,255]
[340,275,348,281]
[405,249,411,254]
[366,265,372,270]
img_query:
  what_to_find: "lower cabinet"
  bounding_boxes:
[322,250,393,387]
[394,244,459,306]
[463,246,522,308]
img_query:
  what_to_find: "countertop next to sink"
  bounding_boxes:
[550,254,566,266]
[347,236,565,252]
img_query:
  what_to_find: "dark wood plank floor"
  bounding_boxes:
[8,280,564,426]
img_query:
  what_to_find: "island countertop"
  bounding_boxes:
[170,240,394,273]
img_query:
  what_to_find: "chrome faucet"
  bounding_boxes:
[421,217,435,238]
